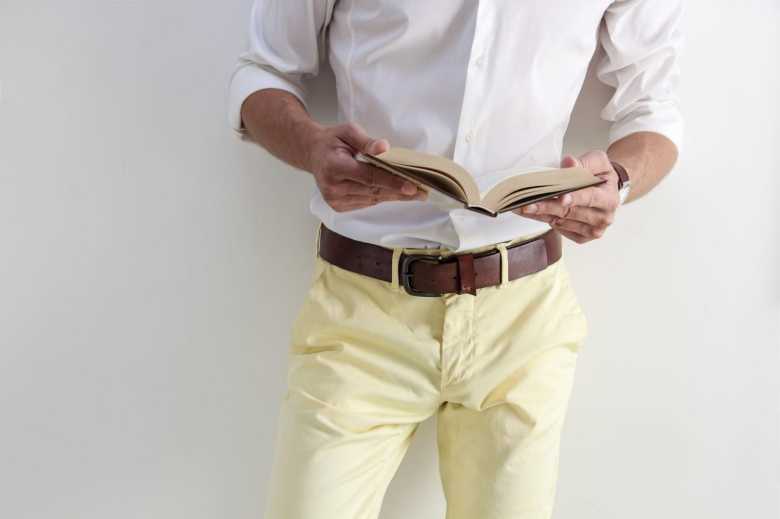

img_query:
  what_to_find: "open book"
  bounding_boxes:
[356,147,604,217]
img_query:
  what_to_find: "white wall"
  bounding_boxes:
[1,2,778,518]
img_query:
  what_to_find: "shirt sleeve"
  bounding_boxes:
[227,0,336,135]
[596,0,685,152]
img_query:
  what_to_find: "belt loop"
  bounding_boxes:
[314,223,323,259]
[496,242,509,286]
[390,247,403,291]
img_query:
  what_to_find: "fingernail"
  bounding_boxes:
[561,195,572,206]
[401,182,417,195]
[523,204,538,214]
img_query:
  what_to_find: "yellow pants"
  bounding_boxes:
[265,225,588,519]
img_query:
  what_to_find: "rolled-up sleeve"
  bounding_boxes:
[227,0,336,134]
[597,0,685,152]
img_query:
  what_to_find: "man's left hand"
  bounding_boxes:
[515,151,620,244]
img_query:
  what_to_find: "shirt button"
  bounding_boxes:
[474,55,485,67]
[465,131,473,143]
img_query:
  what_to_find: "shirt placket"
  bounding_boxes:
[451,2,494,171]
[449,2,495,250]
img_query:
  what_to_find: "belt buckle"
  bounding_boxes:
[399,253,444,297]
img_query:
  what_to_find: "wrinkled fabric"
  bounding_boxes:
[228,0,684,251]
[264,227,588,519]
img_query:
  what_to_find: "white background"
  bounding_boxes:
[1,1,778,518]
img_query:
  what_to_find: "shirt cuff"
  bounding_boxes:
[227,63,308,136]
[607,105,685,154]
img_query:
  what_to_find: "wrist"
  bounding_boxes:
[299,120,327,175]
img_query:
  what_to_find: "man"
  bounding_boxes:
[228,1,682,518]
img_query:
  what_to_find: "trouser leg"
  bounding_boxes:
[436,259,588,519]
[264,254,443,519]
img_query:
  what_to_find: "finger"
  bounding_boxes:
[333,192,426,211]
[563,206,613,227]
[512,210,557,224]
[557,228,591,244]
[560,154,582,169]
[332,187,426,202]
[520,198,572,218]
[337,122,372,152]
[365,138,390,155]
[338,122,389,156]
[574,184,619,211]
[332,199,375,212]
[346,162,419,195]
[329,180,399,198]
[552,218,606,240]
[562,185,599,208]
[321,176,424,202]
[578,150,613,176]
[353,191,427,204]
[370,187,427,201]
[564,179,619,211]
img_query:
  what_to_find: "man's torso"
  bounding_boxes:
[312,0,613,251]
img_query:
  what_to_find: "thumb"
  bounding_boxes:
[560,154,582,168]
[340,122,389,155]
[365,137,390,155]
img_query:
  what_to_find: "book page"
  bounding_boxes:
[357,153,469,202]
[479,167,600,211]
[371,148,481,203]
[496,183,604,213]
[359,148,603,215]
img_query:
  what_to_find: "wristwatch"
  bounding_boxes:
[610,160,631,205]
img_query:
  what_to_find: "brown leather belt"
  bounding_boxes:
[317,224,562,297]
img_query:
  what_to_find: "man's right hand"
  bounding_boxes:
[306,122,427,212]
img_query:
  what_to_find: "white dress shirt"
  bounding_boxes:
[228,0,684,251]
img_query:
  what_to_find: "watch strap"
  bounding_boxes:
[610,160,630,190]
